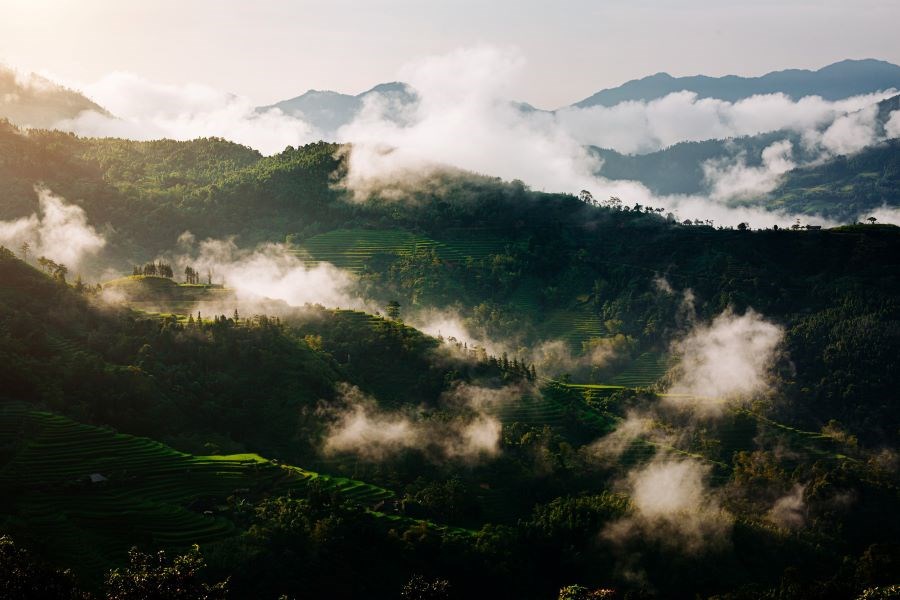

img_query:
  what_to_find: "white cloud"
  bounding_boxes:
[702,140,797,201]
[604,456,732,553]
[53,72,320,155]
[665,308,784,415]
[886,110,900,139]
[171,235,369,311]
[34,49,898,228]
[814,104,880,156]
[558,90,894,155]
[321,382,511,463]
[0,186,105,270]
[767,484,807,529]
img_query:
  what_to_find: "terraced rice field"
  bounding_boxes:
[493,394,572,427]
[608,352,674,387]
[297,228,516,273]
[0,403,392,579]
[540,307,608,347]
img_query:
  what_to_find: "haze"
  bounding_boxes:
[2,0,899,108]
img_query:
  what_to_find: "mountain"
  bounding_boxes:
[572,59,900,108]
[259,81,417,136]
[589,93,900,218]
[0,65,109,128]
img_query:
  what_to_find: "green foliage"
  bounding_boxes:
[0,535,84,600]
[105,545,228,600]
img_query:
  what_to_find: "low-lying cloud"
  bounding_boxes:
[54,72,320,155]
[33,48,900,226]
[588,300,785,556]
[604,456,732,554]
[702,140,797,201]
[665,308,784,415]
[159,233,369,312]
[767,484,807,529]
[320,382,517,463]
[0,186,105,271]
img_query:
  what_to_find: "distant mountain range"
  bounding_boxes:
[571,58,900,108]
[3,59,899,138]
[0,65,108,128]
[258,81,417,137]
[256,59,900,134]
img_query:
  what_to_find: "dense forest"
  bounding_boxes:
[1,121,900,598]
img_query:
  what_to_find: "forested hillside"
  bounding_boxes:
[2,121,900,598]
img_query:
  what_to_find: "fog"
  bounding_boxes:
[0,186,105,271]
[54,72,321,155]
[41,47,900,226]
[320,382,516,463]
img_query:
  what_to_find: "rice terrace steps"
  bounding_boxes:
[295,227,520,272]
[0,401,394,580]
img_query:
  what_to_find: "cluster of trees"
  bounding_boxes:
[183,265,206,284]
[132,261,174,278]
[0,536,228,600]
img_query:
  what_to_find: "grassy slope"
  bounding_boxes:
[0,402,393,582]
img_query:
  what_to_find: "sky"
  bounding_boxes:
[2,0,899,109]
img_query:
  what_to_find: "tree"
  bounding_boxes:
[386,300,401,320]
[105,545,228,600]
[578,190,595,205]
[18,241,29,262]
[737,222,750,231]
[0,535,84,599]
[401,575,451,600]
[868,216,878,224]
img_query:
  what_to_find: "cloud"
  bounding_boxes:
[810,104,880,156]
[53,72,320,155]
[0,186,105,270]
[866,205,900,225]
[587,305,784,557]
[332,46,860,227]
[886,110,900,139]
[168,234,369,311]
[321,382,517,463]
[336,46,601,201]
[664,308,784,415]
[409,307,518,359]
[588,410,656,463]
[35,50,897,227]
[702,140,797,201]
[604,456,732,553]
[558,90,895,155]
[767,484,807,529]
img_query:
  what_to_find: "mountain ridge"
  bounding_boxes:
[571,58,900,108]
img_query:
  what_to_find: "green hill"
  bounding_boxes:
[0,402,392,581]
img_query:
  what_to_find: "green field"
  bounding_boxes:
[297,228,518,272]
[540,306,608,347]
[0,402,393,580]
[608,351,674,387]
[103,275,236,316]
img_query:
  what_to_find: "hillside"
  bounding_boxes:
[766,139,900,218]
[2,121,900,597]
[3,241,900,598]
[572,58,900,108]
[590,93,900,210]
[0,65,109,128]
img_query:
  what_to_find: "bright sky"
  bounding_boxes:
[1,0,899,109]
